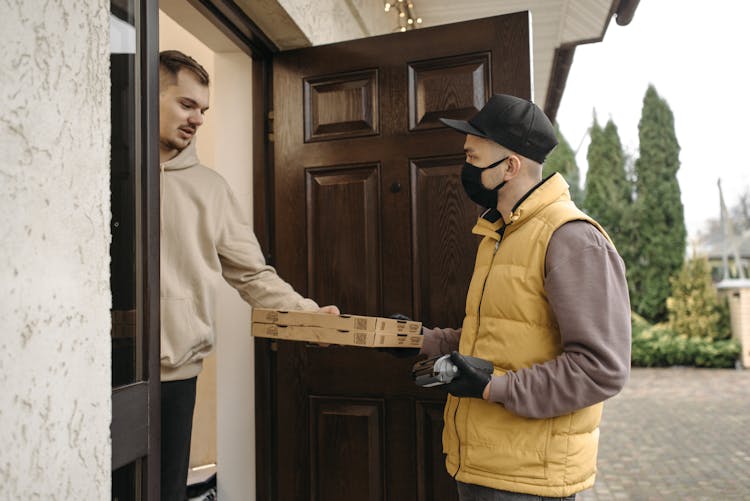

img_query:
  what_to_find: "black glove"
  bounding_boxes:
[388,313,412,321]
[378,313,421,358]
[445,351,493,399]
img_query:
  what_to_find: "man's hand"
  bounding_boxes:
[379,313,421,358]
[318,305,340,315]
[311,305,340,347]
[445,351,493,399]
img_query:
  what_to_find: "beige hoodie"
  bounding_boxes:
[160,140,318,381]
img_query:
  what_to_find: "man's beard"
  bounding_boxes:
[162,135,189,152]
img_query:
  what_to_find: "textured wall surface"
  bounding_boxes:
[230,0,393,51]
[0,1,112,499]
[278,0,369,45]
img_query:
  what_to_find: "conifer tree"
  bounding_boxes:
[583,117,631,247]
[543,124,583,205]
[667,256,728,340]
[630,85,686,322]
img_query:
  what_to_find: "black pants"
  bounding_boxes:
[457,481,576,501]
[161,377,197,501]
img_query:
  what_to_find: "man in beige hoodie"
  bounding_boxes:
[158,50,337,501]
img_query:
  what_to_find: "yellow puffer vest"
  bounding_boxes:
[443,173,611,497]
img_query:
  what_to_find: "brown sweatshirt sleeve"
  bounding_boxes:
[419,327,462,358]
[488,221,631,418]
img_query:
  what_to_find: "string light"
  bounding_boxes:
[385,0,422,31]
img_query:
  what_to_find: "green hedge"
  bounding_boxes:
[631,321,741,368]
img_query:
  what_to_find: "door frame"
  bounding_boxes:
[110,0,161,498]
[180,1,279,499]
[185,0,277,252]
[111,1,276,498]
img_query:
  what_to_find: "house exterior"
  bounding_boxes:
[695,227,750,282]
[1,0,638,499]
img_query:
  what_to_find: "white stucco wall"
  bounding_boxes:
[0,1,111,499]
[277,0,375,45]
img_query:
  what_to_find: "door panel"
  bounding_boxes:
[304,69,380,141]
[407,52,492,131]
[305,165,381,314]
[269,12,532,500]
[310,398,384,501]
[410,155,483,328]
[416,401,458,501]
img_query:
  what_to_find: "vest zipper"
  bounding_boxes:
[451,399,461,479]
[454,225,506,479]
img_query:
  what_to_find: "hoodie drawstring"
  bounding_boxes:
[160,138,200,234]
[160,163,165,233]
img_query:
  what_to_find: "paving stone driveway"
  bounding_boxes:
[580,367,750,500]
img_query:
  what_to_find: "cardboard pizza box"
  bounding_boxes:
[251,323,423,348]
[252,308,422,336]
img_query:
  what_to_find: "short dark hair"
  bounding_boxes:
[159,50,209,87]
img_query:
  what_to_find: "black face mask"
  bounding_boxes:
[461,157,508,208]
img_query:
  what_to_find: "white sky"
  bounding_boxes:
[555,0,750,241]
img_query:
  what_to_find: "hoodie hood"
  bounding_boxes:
[162,137,200,171]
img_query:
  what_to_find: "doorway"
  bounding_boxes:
[119,4,533,500]
[158,3,255,497]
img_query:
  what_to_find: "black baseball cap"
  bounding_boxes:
[439,94,557,163]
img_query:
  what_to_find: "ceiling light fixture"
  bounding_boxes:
[384,1,422,32]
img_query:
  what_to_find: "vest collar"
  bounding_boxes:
[473,209,505,239]
[472,173,571,240]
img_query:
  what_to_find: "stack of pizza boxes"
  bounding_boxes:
[251,309,423,349]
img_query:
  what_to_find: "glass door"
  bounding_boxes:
[110,0,160,499]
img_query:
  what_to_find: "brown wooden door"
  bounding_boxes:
[268,12,531,501]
